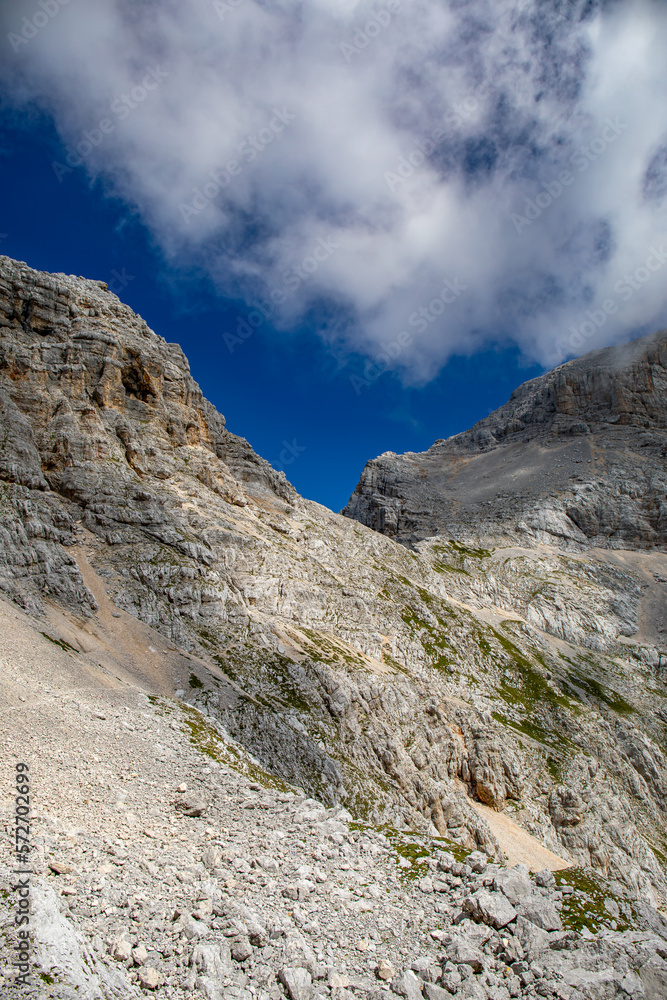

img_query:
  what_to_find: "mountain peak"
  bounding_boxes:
[343,330,667,549]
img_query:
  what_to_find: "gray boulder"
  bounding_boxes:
[279,967,313,1000]
[463,889,517,929]
[392,969,423,1000]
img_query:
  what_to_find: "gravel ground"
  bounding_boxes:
[1,597,667,1000]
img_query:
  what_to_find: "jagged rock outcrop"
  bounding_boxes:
[1,255,666,911]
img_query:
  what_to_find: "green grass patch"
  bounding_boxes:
[179,703,291,792]
[491,628,570,712]
[652,844,667,876]
[562,673,634,715]
[433,540,492,559]
[554,867,636,934]
[492,711,575,782]
[400,605,454,670]
[41,633,76,652]
[433,561,470,576]
[383,652,410,675]
[375,827,483,882]
[447,540,492,559]
[300,628,368,671]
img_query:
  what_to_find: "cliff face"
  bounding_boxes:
[1,255,667,911]
[342,332,667,550]
[0,255,295,617]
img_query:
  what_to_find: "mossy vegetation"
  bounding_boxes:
[491,710,575,781]
[476,635,492,655]
[391,837,431,880]
[213,653,237,680]
[562,672,635,715]
[555,650,636,716]
[652,844,667,871]
[377,826,481,881]
[336,765,394,821]
[433,540,492,559]
[300,628,368,670]
[196,626,221,648]
[491,627,570,713]
[150,695,292,792]
[400,605,454,671]
[216,646,316,715]
[147,544,186,568]
[41,632,76,652]
[433,561,470,576]
[430,539,491,576]
[554,867,637,934]
[382,651,410,675]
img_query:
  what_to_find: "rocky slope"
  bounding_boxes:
[2,596,666,1000]
[342,332,667,551]
[0,254,666,996]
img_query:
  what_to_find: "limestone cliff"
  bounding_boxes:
[1,255,666,909]
[342,331,667,551]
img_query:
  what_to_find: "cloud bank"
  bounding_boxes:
[2,0,667,380]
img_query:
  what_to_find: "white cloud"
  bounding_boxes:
[2,0,667,380]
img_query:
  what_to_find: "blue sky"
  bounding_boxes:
[0,111,543,511]
[1,0,666,510]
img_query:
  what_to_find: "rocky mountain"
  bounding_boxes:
[342,331,667,551]
[0,255,666,998]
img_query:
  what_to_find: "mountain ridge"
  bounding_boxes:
[342,329,667,552]
[0,254,666,922]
